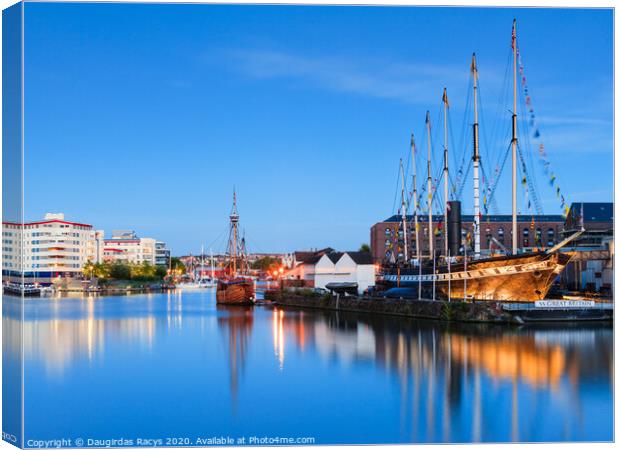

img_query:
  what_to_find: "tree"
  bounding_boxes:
[359,243,371,252]
[155,265,168,279]
[251,256,282,272]
[83,261,95,278]
[110,261,131,280]
[170,257,186,275]
[93,262,110,279]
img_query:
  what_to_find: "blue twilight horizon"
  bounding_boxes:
[22,3,612,255]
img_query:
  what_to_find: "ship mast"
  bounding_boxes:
[442,88,449,258]
[426,111,434,260]
[472,53,481,258]
[399,158,409,264]
[229,189,240,276]
[411,133,420,266]
[511,19,518,254]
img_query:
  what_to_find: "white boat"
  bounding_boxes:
[178,245,217,289]
[177,278,215,289]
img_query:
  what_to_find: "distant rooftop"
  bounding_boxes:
[111,230,138,239]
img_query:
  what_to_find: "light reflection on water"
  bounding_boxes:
[2,290,613,445]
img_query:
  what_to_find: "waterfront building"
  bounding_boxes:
[155,241,170,267]
[560,202,613,294]
[2,213,104,284]
[370,214,565,263]
[103,230,162,265]
[285,249,375,294]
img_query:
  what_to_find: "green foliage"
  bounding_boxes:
[251,256,282,272]
[93,262,110,278]
[83,261,95,278]
[84,259,172,282]
[359,243,371,252]
[155,265,168,279]
[130,261,158,280]
[170,257,186,274]
[110,261,131,280]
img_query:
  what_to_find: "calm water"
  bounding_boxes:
[2,290,614,446]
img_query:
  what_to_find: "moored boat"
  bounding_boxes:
[216,190,255,305]
[379,21,581,303]
[216,278,255,305]
[380,251,573,302]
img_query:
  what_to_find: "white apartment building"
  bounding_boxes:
[2,216,170,285]
[2,213,104,284]
[103,230,158,265]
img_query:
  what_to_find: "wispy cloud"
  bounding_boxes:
[221,49,488,105]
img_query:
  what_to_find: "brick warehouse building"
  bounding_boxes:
[370,214,565,263]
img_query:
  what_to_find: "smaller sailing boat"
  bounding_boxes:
[216,190,255,305]
[178,246,216,289]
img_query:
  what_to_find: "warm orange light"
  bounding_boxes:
[278,267,284,273]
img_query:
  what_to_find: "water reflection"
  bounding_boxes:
[269,307,613,442]
[217,305,253,411]
[7,293,613,444]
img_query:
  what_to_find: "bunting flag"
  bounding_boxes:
[517,47,569,217]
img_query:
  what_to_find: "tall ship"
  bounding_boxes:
[378,21,582,302]
[216,191,255,305]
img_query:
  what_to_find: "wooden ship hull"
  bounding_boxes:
[380,251,572,302]
[216,278,255,305]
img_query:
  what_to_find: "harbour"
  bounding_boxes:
[266,289,613,324]
[1,6,614,447]
[4,289,613,444]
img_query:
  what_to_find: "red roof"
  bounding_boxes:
[2,219,93,228]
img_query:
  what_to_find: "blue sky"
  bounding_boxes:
[23,3,613,254]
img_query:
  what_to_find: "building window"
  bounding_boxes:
[523,228,529,236]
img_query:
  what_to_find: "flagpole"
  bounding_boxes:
[472,53,481,259]
[426,111,434,261]
[411,134,422,300]
[443,88,449,259]
[511,19,518,255]
[400,158,409,264]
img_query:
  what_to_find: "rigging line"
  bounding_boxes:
[515,83,543,214]
[453,75,472,176]
[516,74,544,214]
[391,161,402,215]
[244,236,266,255]
[446,108,463,197]
[483,46,513,178]
[517,142,543,214]
[515,154,532,215]
[481,161,501,215]
[485,142,512,212]
[205,228,227,255]
[455,159,472,201]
